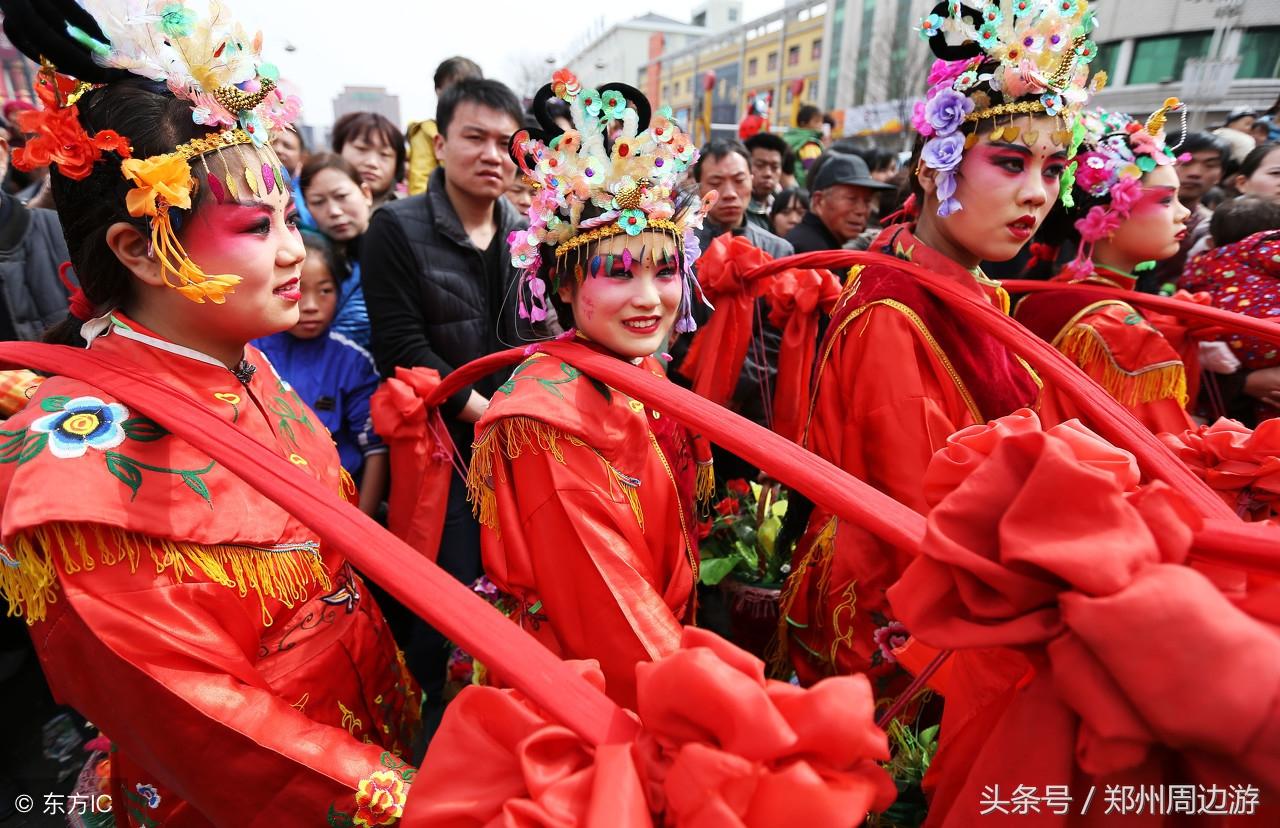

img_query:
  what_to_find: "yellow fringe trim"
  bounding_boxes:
[1057,325,1188,408]
[696,461,715,512]
[767,515,838,677]
[1,523,330,626]
[468,417,645,534]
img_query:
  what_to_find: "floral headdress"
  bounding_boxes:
[507,70,710,332]
[912,0,1103,216]
[1062,99,1189,279]
[6,0,301,304]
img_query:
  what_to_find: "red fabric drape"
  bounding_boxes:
[369,366,453,562]
[679,233,775,406]
[887,412,1280,825]
[766,268,842,443]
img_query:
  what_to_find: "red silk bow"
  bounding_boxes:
[1161,417,1280,522]
[679,233,775,406]
[888,411,1280,825]
[765,268,842,443]
[413,627,897,826]
[369,366,456,562]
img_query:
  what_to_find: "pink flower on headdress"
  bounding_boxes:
[552,68,581,100]
[650,114,676,143]
[557,131,582,153]
[1107,175,1142,216]
[927,59,969,88]
[1073,152,1114,195]
[1074,205,1122,243]
[1128,129,1159,155]
[1003,60,1049,98]
[912,100,935,138]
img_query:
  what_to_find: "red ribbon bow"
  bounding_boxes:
[765,268,842,443]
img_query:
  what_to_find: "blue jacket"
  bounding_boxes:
[253,330,385,477]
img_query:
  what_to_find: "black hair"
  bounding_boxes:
[299,228,349,282]
[331,111,406,185]
[797,104,821,127]
[299,152,363,195]
[1181,131,1230,167]
[1235,142,1280,184]
[436,78,524,139]
[692,137,750,182]
[433,56,483,92]
[769,187,809,220]
[744,132,788,159]
[1210,195,1280,247]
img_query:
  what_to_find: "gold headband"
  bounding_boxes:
[554,218,684,259]
[966,100,1048,124]
[174,128,255,160]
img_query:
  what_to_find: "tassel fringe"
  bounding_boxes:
[468,416,646,534]
[152,208,242,304]
[1,522,331,625]
[1058,325,1188,408]
[696,460,715,512]
[767,515,838,677]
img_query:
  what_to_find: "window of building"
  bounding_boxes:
[767,51,779,71]
[788,45,800,66]
[749,57,758,76]
[1091,41,1121,85]
[1128,31,1211,85]
[808,81,818,100]
[662,85,669,100]
[729,7,738,22]
[1239,27,1280,79]
[812,40,822,61]
[785,87,794,104]
[687,77,693,93]
[693,11,706,26]
[853,0,877,106]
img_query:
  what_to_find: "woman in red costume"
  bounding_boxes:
[778,0,1100,694]
[0,3,421,824]
[1016,102,1199,434]
[469,76,712,708]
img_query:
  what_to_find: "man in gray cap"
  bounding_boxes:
[785,151,893,254]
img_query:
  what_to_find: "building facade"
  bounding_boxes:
[332,86,401,127]
[564,13,711,94]
[640,1,832,135]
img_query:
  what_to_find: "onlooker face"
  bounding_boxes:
[1235,145,1280,202]
[698,151,752,229]
[304,167,373,242]
[504,172,534,215]
[340,130,398,201]
[749,147,783,199]
[771,197,806,237]
[434,101,519,203]
[1177,149,1224,206]
[271,130,305,177]
[810,183,875,243]
[291,255,339,340]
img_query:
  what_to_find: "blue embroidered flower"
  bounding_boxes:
[1040,93,1064,117]
[981,4,1003,26]
[977,22,1000,48]
[917,13,943,39]
[618,208,648,236]
[1075,39,1097,63]
[30,396,128,459]
[1011,0,1034,17]
[1056,0,1078,16]
[954,70,980,91]
[136,783,161,809]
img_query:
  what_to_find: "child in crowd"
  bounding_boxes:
[255,231,389,515]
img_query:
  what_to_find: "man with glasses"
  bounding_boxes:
[785,152,892,254]
[743,132,789,231]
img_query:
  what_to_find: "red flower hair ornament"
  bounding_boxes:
[11,67,131,181]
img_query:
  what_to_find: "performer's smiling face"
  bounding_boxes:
[559,231,682,360]
[178,151,307,344]
[918,115,1069,265]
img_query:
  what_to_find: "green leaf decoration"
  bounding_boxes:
[105,454,143,499]
[39,396,70,413]
[181,472,212,504]
[698,556,739,586]
[122,417,168,442]
[18,433,46,464]
[1137,155,1157,173]
[0,430,26,463]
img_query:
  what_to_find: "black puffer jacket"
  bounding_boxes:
[363,168,537,449]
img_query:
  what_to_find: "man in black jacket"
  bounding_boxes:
[361,79,531,694]
[786,151,892,254]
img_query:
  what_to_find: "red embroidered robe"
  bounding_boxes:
[0,314,421,827]
[469,349,705,709]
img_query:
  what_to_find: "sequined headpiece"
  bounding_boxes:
[4,0,301,304]
[507,70,710,332]
[912,0,1102,216]
[1062,99,1190,278]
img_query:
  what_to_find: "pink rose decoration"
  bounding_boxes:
[1074,205,1123,243]
[1108,175,1142,217]
[927,58,969,87]
[912,100,935,137]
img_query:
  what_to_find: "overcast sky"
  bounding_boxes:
[250,0,784,127]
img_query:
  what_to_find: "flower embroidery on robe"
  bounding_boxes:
[29,396,128,459]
